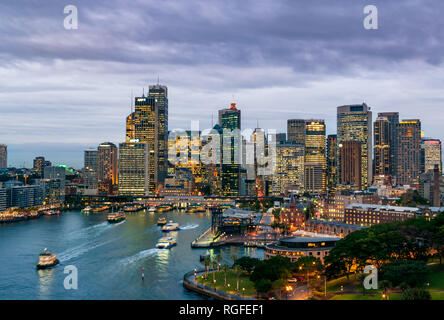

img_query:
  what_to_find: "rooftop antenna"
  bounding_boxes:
[257,119,259,129]
[142,87,145,97]
[130,90,133,114]
[157,75,160,85]
[211,113,214,127]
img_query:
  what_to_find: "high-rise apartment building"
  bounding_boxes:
[97,142,118,195]
[132,85,168,193]
[118,142,150,196]
[0,144,7,169]
[43,166,66,202]
[84,149,98,192]
[337,104,372,190]
[396,120,421,186]
[422,138,442,174]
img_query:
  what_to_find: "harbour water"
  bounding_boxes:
[0,210,263,300]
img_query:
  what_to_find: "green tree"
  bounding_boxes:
[401,288,431,300]
[380,260,429,288]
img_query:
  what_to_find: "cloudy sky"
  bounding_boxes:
[1,0,443,168]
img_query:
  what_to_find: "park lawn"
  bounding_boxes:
[196,270,255,297]
[430,292,444,300]
[426,265,444,291]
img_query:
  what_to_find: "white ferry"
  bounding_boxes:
[155,237,177,249]
[161,221,180,232]
[157,217,167,226]
[36,248,59,269]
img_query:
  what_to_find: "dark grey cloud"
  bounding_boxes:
[0,0,443,167]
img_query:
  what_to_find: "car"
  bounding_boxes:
[287,278,298,283]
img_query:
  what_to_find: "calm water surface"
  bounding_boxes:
[0,210,263,299]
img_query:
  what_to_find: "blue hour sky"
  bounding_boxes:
[0,0,443,168]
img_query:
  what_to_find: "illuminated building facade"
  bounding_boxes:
[272,143,305,196]
[337,104,372,190]
[118,142,150,196]
[304,120,326,193]
[374,116,392,179]
[33,156,52,177]
[396,120,421,186]
[126,112,135,142]
[377,112,399,177]
[422,138,442,174]
[219,102,241,196]
[327,134,337,194]
[287,119,306,145]
[97,142,118,195]
[133,84,168,193]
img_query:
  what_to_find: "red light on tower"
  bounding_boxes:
[230,102,237,110]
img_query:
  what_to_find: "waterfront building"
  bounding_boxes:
[118,141,150,196]
[43,166,66,202]
[36,179,63,204]
[33,156,52,177]
[83,149,98,194]
[327,134,337,195]
[0,144,6,169]
[421,138,442,174]
[272,142,305,196]
[219,102,241,196]
[265,236,340,263]
[304,120,326,194]
[345,204,420,226]
[396,120,421,186]
[132,85,168,193]
[0,188,6,211]
[337,104,372,190]
[6,185,43,208]
[303,220,364,238]
[339,140,362,190]
[377,112,399,178]
[97,142,118,195]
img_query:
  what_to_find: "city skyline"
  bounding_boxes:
[1,1,444,167]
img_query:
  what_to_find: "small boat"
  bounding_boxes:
[36,248,59,269]
[107,211,126,223]
[82,206,92,214]
[161,221,180,232]
[157,217,167,226]
[44,210,59,216]
[156,237,177,249]
[148,207,156,213]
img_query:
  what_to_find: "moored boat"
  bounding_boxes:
[36,248,59,269]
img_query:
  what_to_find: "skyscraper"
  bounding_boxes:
[132,84,168,193]
[422,138,442,174]
[97,142,118,195]
[304,120,326,193]
[327,134,337,194]
[126,112,135,142]
[339,140,362,189]
[84,149,98,193]
[219,102,241,196]
[337,104,372,189]
[118,142,150,196]
[43,166,66,202]
[272,142,305,196]
[287,119,306,145]
[396,120,421,186]
[33,156,52,177]
[0,144,7,169]
[374,116,391,179]
[377,112,399,177]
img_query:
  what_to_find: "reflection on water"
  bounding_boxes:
[0,210,263,300]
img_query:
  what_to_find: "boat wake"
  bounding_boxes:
[180,223,199,230]
[120,248,160,265]
[58,239,115,262]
